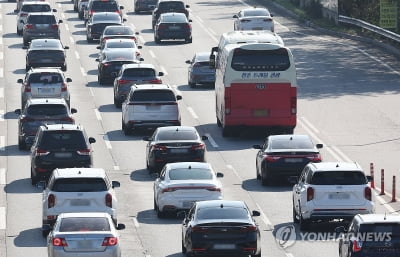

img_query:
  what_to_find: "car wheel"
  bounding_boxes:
[42,227,49,237]
[256,165,261,180]
[299,214,310,231]
[23,38,29,46]
[114,97,121,108]
[188,81,195,88]
[123,124,131,135]
[87,35,93,43]
[98,74,105,85]
[261,167,271,186]
[186,37,192,43]
[181,239,187,254]
[154,35,161,44]
[153,198,157,210]
[216,117,222,127]
[251,251,261,257]
[78,12,83,19]
[31,168,38,185]
[17,28,22,36]
[61,64,67,71]
[147,160,154,173]
[18,137,26,150]
[157,205,165,218]
[292,205,299,223]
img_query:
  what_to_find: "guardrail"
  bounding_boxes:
[338,15,400,43]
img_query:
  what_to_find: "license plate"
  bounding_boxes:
[170,148,188,153]
[329,193,350,199]
[213,244,236,250]
[182,201,194,208]
[54,152,72,158]
[77,240,92,248]
[284,158,303,163]
[70,199,90,206]
[253,109,268,117]
[146,105,160,110]
[169,26,180,30]
[253,27,263,30]
[41,59,52,62]
[38,88,54,94]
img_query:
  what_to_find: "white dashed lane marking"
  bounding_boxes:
[0,110,4,122]
[94,109,102,121]
[205,133,218,148]
[0,207,5,230]
[0,136,4,151]
[148,50,156,59]
[159,65,167,75]
[103,135,112,149]
[75,51,80,59]
[187,107,198,119]
[0,168,5,185]
[0,88,3,98]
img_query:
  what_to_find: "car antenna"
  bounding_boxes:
[220,204,223,208]
[336,164,339,168]
[176,127,179,131]
[290,136,293,140]
[78,170,81,175]
[384,212,387,220]
[188,165,191,169]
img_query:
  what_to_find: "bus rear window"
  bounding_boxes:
[231,48,290,71]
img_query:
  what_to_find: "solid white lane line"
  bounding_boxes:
[89,88,94,97]
[0,136,4,151]
[80,67,86,76]
[57,3,61,8]
[0,52,3,60]
[138,35,146,44]
[208,28,216,36]
[0,110,4,122]
[226,164,243,181]
[255,203,273,230]
[94,109,102,120]
[187,107,198,119]
[358,49,400,76]
[103,135,112,149]
[196,15,203,23]
[160,65,168,75]
[0,88,3,98]
[149,50,156,59]
[205,133,218,148]
[331,145,353,162]
[0,207,5,230]
[299,116,319,134]
[133,217,139,227]
[0,38,3,44]
[113,166,120,171]
[0,25,3,32]
[64,23,69,31]
[0,168,5,185]
[0,68,3,78]
[374,189,397,214]
[69,36,74,44]
[75,51,80,59]
[285,253,295,257]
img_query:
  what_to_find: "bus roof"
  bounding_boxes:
[220,31,284,47]
[223,42,288,53]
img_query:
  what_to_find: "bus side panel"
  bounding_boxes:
[224,82,296,127]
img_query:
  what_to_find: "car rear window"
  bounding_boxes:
[359,223,400,236]
[243,9,270,17]
[131,90,175,101]
[169,168,213,180]
[52,178,108,192]
[59,217,110,232]
[28,73,63,83]
[106,41,136,48]
[197,207,248,220]
[22,4,51,12]
[26,104,67,116]
[124,68,155,77]
[156,130,198,141]
[161,14,187,23]
[27,15,56,24]
[39,131,87,149]
[310,171,367,185]
[270,138,314,149]
[104,27,133,35]
[231,48,290,71]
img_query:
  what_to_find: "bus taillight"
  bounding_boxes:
[291,97,297,114]
[225,97,231,115]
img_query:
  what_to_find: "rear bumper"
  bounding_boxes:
[304,207,374,221]
[224,116,296,127]
[126,120,181,130]
[190,237,260,256]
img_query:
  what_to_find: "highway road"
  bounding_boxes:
[1,0,400,256]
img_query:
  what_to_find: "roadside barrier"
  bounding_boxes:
[370,163,375,189]
[380,169,385,195]
[392,176,397,202]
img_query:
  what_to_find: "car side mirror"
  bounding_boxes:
[335,226,346,233]
[52,9,57,12]
[216,172,224,178]
[122,18,127,22]
[252,144,262,149]
[366,175,373,182]
[176,95,182,100]
[17,79,23,83]
[96,46,101,49]
[95,58,100,62]
[185,60,191,64]
[42,224,52,236]
[233,14,238,18]
[201,135,208,140]
[64,46,69,50]
[158,71,163,76]
[120,5,124,9]
[177,211,186,219]
[252,210,261,217]
[14,9,18,13]
[112,181,120,188]
[316,143,323,149]
[143,136,151,141]
[138,45,142,49]
[58,20,63,23]
[188,19,192,22]
[135,32,139,35]
[138,57,144,61]
[185,4,190,8]
[116,223,125,230]
[15,109,21,115]
[288,176,298,184]
[66,78,72,82]
[270,13,274,17]
[88,137,96,144]
[70,108,77,114]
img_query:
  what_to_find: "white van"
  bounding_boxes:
[121,84,182,135]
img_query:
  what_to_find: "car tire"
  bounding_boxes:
[87,36,93,43]
[157,206,165,218]
[18,137,26,150]
[23,38,29,46]
[292,205,299,223]
[256,165,261,180]
[123,124,131,135]
[78,12,83,19]
[251,251,261,257]
[188,81,195,88]
[17,28,22,36]
[31,168,38,185]
[114,97,121,108]
[181,239,187,254]
[299,214,310,231]
[154,35,161,44]
[186,37,192,43]
[261,167,271,186]
[98,74,105,85]
[61,64,67,71]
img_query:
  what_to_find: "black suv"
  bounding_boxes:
[30,124,96,185]
[151,0,189,28]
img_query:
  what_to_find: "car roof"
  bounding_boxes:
[92,12,120,18]
[308,162,363,172]
[160,12,186,17]
[21,1,51,6]
[27,98,67,105]
[41,124,84,131]
[122,63,155,69]
[29,39,63,49]
[268,134,312,141]
[29,67,63,73]
[356,214,400,224]
[196,200,246,209]
[157,126,197,133]
[158,0,184,3]
[105,38,136,44]
[104,49,137,60]
[130,84,171,90]
[104,25,133,31]
[165,162,212,170]
[53,168,107,179]
[59,212,112,218]
[221,31,284,46]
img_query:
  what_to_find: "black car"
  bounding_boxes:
[15,98,77,150]
[86,12,126,43]
[23,39,69,71]
[180,200,261,257]
[96,49,143,84]
[99,25,139,46]
[83,0,124,22]
[154,12,192,44]
[30,124,96,185]
[253,134,323,185]
[143,126,208,172]
[134,0,157,13]
[151,0,189,28]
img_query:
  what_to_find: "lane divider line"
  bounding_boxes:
[94,109,102,121]
[0,88,3,98]
[149,50,155,59]
[0,136,4,151]
[205,133,218,148]
[187,107,198,119]
[0,110,4,122]
[113,166,119,171]
[0,207,5,230]
[75,51,80,59]
[133,217,139,228]
[80,67,86,76]
[64,23,69,31]
[160,65,167,75]
[69,36,74,44]
[0,168,5,185]
[103,135,112,149]
[255,203,274,230]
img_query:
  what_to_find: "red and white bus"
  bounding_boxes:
[210,42,297,136]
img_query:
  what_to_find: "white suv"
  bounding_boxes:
[290,162,374,231]
[41,168,120,236]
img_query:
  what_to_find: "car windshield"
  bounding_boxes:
[359,223,400,237]
[311,171,367,185]
[22,4,51,12]
[92,1,119,11]
[26,104,67,116]
[270,137,314,149]
[28,15,56,24]
[231,48,290,71]
[30,40,62,49]
[28,73,63,83]
[243,9,270,16]
[59,217,110,232]
[130,90,175,101]
[169,168,213,180]
[156,130,198,140]
[106,41,136,48]
[161,15,187,23]
[124,68,155,77]
[39,131,87,149]
[105,27,133,35]
[197,207,249,220]
[51,178,107,192]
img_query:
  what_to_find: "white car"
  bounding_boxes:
[42,168,120,236]
[233,7,274,32]
[153,162,223,218]
[15,1,56,36]
[290,162,375,231]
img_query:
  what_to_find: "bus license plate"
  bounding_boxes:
[253,109,268,117]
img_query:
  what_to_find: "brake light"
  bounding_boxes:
[185,24,191,30]
[62,117,74,122]
[162,187,176,193]
[191,143,205,150]
[103,37,109,41]
[20,117,34,122]
[36,149,50,156]
[265,155,280,162]
[307,153,322,162]
[117,79,130,84]
[291,97,297,114]
[307,187,314,201]
[263,18,273,22]
[152,144,167,151]
[25,24,34,29]
[352,239,362,252]
[89,10,94,15]
[158,24,167,30]
[105,193,112,207]
[206,187,221,192]
[52,24,59,29]
[77,149,91,155]
[103,63,110,67]
[52,238,68,247]
[24,83,31,92]
[240,19,251,22]
[61,82,67,92]
[192,226,209,232]
[364,187,372,201]
[102,237,118,246]
[241,225,257,232]
[148,79,162,84]
[48,194,55,208]
[20,13,28,17]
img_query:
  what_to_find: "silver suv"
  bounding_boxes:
[15,1,56,36]
[19,67,71,109]
[22,12,62,46]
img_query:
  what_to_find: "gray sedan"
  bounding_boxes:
[185,52,215,88]
[46,212,125,257]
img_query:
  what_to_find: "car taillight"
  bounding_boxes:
[192,226,209,232]
[103,63,110,67]
[152,144,167,151]
[148,79,162,84]
[307,153,322,162]
[162,187,176,193]
[352,239,362,252]
[291,97,297,114]
[89,10,94,15]
[364,187,372,201]
[206,187,221,192]
[77,149,91,155]
[185,24,191,30]
[62,117,74,122]
[265,155,280,162]
[20,116,34,122]
[263,18,273,22]
[105,193,112,207]
[240,19,251,22]
[52,24,59,29]
[193,63,201,67]
[225,95,231,115]
[21,13,28,17]
[102,237,118,246]
[135,51,141,56]
[61,82,67,92]
[158,24,167,30]
[117,79,130,84]
[25,24,34,29]
[24,83,31,92]
[103,37,109,41]
[241,225,257,232]
[36,149,50,156]
[52,238,68,247]
[48,194,55,208]
[191,143,205,150]
[307,187,314,201]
